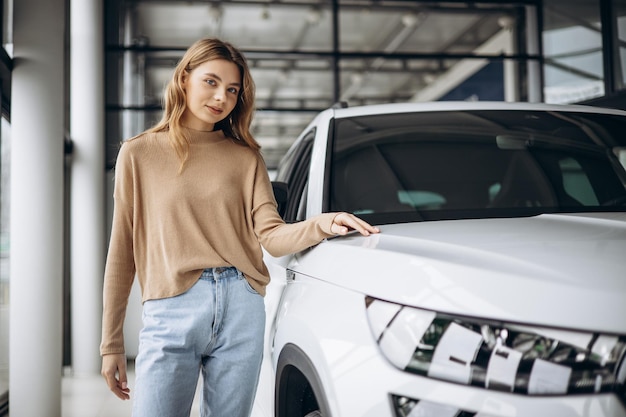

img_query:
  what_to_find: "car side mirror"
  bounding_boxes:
[272,181,289,218]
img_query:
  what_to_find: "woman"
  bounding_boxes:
[100,38,379,417]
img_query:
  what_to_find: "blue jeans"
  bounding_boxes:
[132,267,266,417]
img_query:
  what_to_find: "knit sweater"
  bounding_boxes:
[100,128,337,355]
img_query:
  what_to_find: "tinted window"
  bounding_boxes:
[329,110,626,223]
[276,130,314,222]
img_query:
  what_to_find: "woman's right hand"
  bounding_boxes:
[331,212,380,236]
[101,353,131,400]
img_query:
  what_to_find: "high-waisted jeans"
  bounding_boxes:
[132,267,266,417]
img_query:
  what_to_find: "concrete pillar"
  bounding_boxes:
[122,4,146,139]
[10,0,65,415]
[526,5,543,102]
[121,4,144,358]
[70,0,105,375]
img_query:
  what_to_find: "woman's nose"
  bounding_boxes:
[214,88,226,101]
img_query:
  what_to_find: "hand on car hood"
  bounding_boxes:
[294,212,626,334]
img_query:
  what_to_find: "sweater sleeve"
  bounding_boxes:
[100,143,137,356]
[251,155,338,257]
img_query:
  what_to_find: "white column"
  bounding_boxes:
[70,0,105,376]
[526,5,543,102]
[10,0,65,415]
[121,5,144,358]
[499,17,519,103]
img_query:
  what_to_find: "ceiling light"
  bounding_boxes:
[261,5,270,20]
[423,74,436,84]
[498,16,515,30]
[350,72,364,85]
[208,4,222,21]
[401,12,420,28]
[307,7,322,25]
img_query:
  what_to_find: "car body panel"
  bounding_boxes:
[251,102,626,417]
[329,100,626,119]
[291,212,626,335]
[269,272,626,417]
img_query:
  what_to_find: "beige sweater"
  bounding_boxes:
[100,128,337,355]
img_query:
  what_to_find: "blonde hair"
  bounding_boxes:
[147,38,259,169]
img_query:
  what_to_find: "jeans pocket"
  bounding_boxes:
[241,276,261,295]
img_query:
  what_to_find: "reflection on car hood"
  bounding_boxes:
[296,212,626,334]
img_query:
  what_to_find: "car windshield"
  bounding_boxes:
[329,109,626,223]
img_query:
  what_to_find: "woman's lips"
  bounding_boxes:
[208,106,223,115]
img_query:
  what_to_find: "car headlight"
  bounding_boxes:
[365,297,626,400]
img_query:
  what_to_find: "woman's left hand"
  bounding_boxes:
[330,212,380,236]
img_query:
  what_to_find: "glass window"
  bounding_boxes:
[276,130,314,222]
[338,2,531,103]
[616,147,626,170]
[134,2,333,51]
[560,157,598,205]
[0,116,10,405]
[0,0,11,406]
[338,2,519,54]
[253,67,335,110]
[2,0,11,54]
[110,1,542,177]
[330,109,626,224]
[543,0,604,103]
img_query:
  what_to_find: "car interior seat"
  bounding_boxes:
[332,146,415,213]
[490,151,558,208]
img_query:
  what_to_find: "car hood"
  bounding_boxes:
[295,212,626,334]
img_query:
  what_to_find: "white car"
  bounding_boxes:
[252,102,626,417]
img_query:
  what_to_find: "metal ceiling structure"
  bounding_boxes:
[105,0,545,168]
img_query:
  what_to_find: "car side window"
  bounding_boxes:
[296,182,309,222]
[282,131,314,223]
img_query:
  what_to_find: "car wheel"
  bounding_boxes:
[275,344,332,417]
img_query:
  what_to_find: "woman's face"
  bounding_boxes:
[181,59,241,131]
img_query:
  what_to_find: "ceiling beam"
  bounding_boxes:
[409,28,515,101]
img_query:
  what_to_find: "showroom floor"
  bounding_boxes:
[62,364,201,417]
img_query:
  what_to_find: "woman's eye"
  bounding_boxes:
[206,79,217,86]
[228,87,239,94]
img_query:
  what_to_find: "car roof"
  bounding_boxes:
[328,101,626,119]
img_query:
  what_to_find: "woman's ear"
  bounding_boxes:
[180,71,188,90]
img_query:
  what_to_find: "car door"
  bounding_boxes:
[252,129,316,416]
